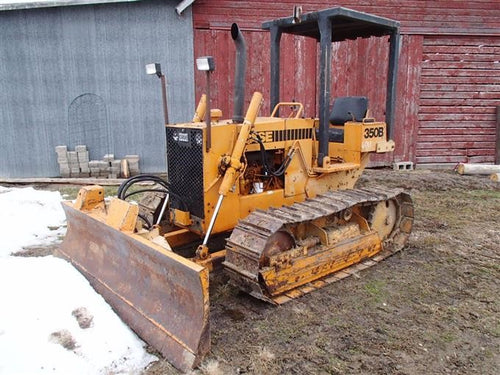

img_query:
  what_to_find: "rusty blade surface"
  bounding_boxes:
[58,203,210,372]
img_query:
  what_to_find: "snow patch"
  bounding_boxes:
[0,187,157,374]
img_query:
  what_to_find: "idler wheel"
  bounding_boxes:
[260,231,295,266]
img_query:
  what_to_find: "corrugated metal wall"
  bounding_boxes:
[192,0,500,167]
[0,1,195,177]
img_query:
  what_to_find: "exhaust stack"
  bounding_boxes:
[231,23,247,123]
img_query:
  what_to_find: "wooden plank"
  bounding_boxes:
[416,149,497,157]
[467,149,496,156]
[497,106,500,164]
[419,106,497,114]
[468,155,496,163]
[419,120,496,128]
[420,99,500,106]
[416,155,467,164]
[423,45,499,54]
[418,134,494,142]
[418,113,497,121]
[422,54,498,62]
[420,91,499,99]
[392,34,423,164]
[423,36,500,46]
[416,141,496,149]
[421,69,500,77]
[420,84,500,92]
[418,128,496,135]
[0,177,126,185]
[416,149,467,157]
[421,76,500,84]
[422,61,500,70]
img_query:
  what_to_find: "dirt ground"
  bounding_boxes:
[143,169,499,375]
[15,169,500,374]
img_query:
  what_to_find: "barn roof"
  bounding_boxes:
[0,0,195,13]
[0,0,138,11]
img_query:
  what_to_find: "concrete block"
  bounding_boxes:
[393,161,414,171]
[89,160,101,168]
[125,154,139,162]
[75,145,87,152]
[77,151,89,163]
[103,154,114,162]
[111,160,121,168]
[80,165,90,173]
[55,145,68,155]
[67,151,78,162]
[109,173,118,179]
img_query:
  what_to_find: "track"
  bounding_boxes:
[223,187,414,304]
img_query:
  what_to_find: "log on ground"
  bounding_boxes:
[457,163,500,175]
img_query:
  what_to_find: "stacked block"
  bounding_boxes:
[76,145,90,177]
[125,155,140,176]
[55,145,70,177]
[55,145,140,178]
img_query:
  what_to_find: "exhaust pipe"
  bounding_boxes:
[231,23,246,123]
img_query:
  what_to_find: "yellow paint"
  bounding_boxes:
[73,185,104,211]
[171,209,192,226]
[261,232,381,296]
[105,198,138,232]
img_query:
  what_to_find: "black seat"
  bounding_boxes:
[329,96,368,125]
[316,97,369,143]
[317,96,368,143]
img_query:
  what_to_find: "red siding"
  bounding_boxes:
[193,0,500,35]
[193,1,500,166]
[416,36,500,165]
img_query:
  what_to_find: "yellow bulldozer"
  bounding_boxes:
[58,7,413,372]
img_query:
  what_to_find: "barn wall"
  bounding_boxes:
[192,0,500,166]
[417,36,500,165]
[192,0,499,35]
[0,1,195,178]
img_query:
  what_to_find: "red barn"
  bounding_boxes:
[192,0,500,167]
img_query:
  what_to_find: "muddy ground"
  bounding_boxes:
[18,169,500,374]
[145,169,499,375]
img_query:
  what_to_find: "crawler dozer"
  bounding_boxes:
[58,7,413,372]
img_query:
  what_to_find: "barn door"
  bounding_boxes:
[416,36,500,166]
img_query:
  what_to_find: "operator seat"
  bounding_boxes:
[325,96,368,143]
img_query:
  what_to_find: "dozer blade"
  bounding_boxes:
[57,202,210,372]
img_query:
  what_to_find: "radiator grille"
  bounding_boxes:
[166,127,204,219]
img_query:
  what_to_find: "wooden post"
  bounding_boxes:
[496,106,500,164]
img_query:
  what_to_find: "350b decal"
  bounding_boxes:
[364,127,384,138]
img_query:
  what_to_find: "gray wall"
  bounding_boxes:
[0,0,195,177]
